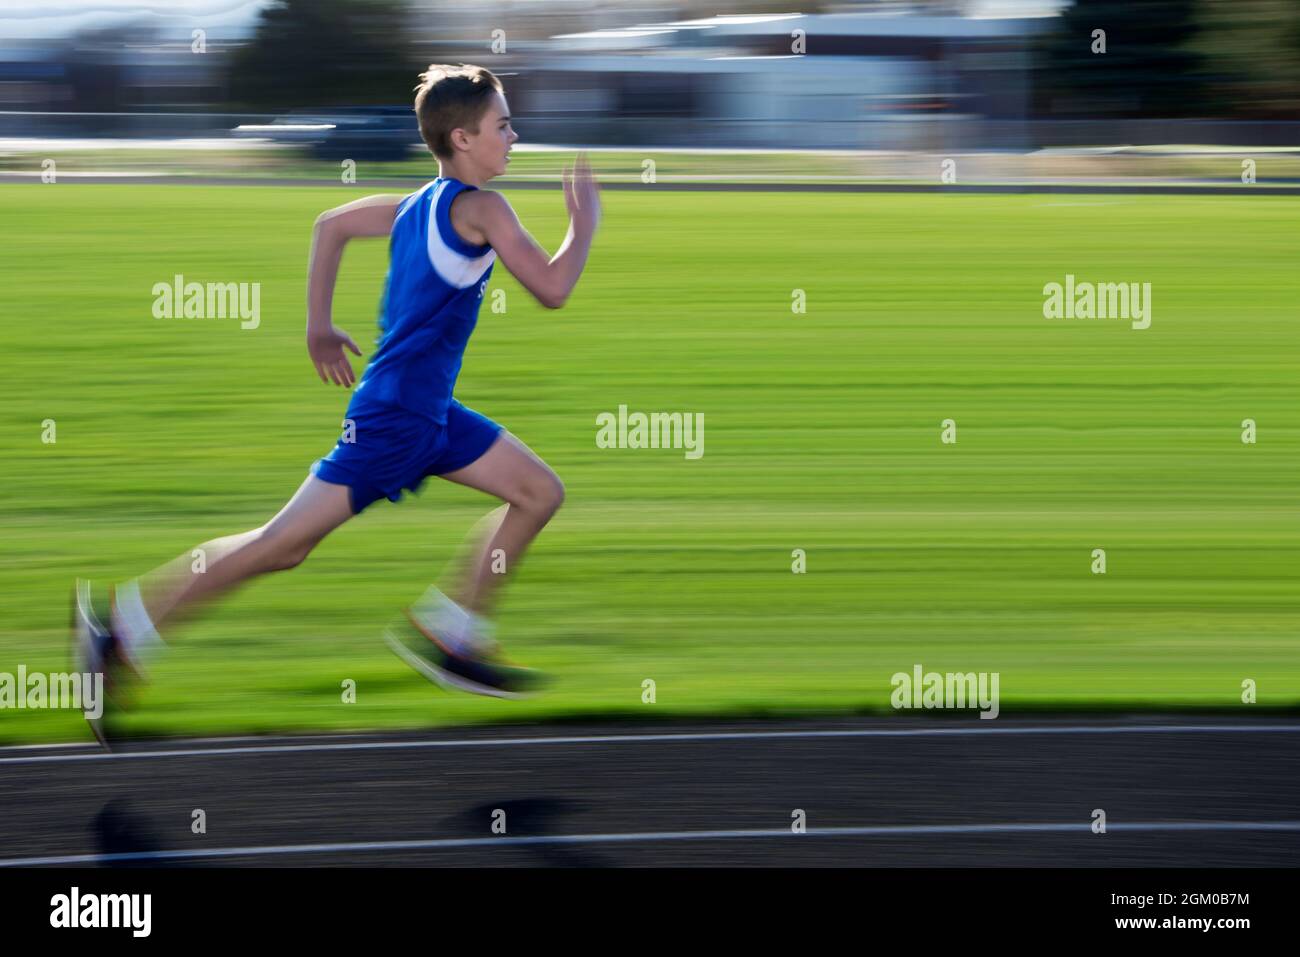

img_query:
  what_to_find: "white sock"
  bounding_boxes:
[467,611,496,648]
[110,579,163,664]
[466,612,497,657]
[411,586,493,655]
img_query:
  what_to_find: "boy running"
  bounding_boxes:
[73,64,601,743]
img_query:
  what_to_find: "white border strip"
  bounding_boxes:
[3,821,1298,868]
[2,723,1298,766]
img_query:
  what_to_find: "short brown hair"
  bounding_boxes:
[413,64,503,160]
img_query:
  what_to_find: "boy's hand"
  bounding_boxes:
[563,152,601,234]
[308,326,363,387]
[470,153,599,310]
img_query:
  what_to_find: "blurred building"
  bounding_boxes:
[0,17,238,137]
[511,12,1048,149]
[1,1,1294,150]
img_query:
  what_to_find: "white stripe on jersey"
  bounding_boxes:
[426,180,496,289]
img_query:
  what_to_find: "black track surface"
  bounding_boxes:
[1,716,1297,867]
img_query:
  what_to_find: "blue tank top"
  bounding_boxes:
[348,177,495,424]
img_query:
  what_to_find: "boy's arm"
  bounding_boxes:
[306,194,403,387]
[469,153,601,310]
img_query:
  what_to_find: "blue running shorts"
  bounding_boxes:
[311,399,503,514]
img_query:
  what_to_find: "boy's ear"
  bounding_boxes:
[449,128,471,153]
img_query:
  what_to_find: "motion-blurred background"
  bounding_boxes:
[2,1,1297,744]
[3,0,1300,178]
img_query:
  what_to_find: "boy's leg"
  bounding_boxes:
[385,431,560,698]
[435,431,565,618]
[438,503,509,617]
[121,475,356,647]
[75,475,355,742]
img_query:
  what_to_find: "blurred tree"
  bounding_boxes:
[227,0,419,108]
[1191,0,1300,118]
[1033,0,1208,117]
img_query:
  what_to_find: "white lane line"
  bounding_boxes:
[3,820,1298,868]
[2,723,1298,766]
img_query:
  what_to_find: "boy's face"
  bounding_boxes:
[458,90,517,179]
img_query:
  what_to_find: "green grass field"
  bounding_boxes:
[2,183,1297,744]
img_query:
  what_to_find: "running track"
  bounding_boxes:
[1,716,1296,867]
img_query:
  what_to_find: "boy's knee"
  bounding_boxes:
[274,545,311,572]
[515,474,564,521]
[547,477,566,515]
[256,527,314,572]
